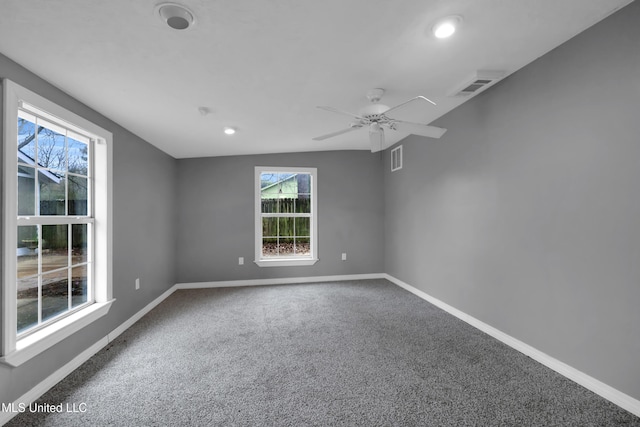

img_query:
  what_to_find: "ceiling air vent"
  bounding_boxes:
[449,70,505,97]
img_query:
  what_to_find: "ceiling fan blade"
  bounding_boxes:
[383,96,437,116]
[312,125,362,141]
[316,106,364,120]
[369,124,385,153]
[392,120,447,139]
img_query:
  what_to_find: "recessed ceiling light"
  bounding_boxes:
[223,127,236,135]
[432,15,462,39]
[156,3,195,30]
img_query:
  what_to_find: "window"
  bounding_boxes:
[391,145,403,171]
[255,167,318,267]
[15,108,93,335]
[2,79,113,367]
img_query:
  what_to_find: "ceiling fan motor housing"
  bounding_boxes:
[359,103,390,120]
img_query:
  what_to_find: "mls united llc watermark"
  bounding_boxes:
[2,402,87,414]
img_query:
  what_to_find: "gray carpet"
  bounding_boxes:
[6,279,640,426]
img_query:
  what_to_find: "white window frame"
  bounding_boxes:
[1,79,114,367]
[254,166,318,267]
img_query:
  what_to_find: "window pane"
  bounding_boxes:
[262,238,278,257]
[295,194,311,213]
[37,126,66,172]
[260,172,278,190]
[68,137,88,175]
[72,265,88,307]
[18,165,36,215]
[295,238,310,256]
[42,224,68,273]
[17,275,38,333]
[279,195,295,213]
[72,224,88,265]
[17,252,39,333]
[261,198,277,213]
[296,173,311,194]
[295,217,310,237]
[278,217,294,237]
[41,271,69,322]
[69,175,88,215]
[18,117,37,163]
[262,217,277,237]
[39,170,66,215]
[279,238,295,256]
[17,225,39,278]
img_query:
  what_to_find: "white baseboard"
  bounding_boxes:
[176,273,385,289]
[107,286,177,342]
[383,273,640,418]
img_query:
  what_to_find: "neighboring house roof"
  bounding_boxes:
[17,149,62,184]
[261,173,298,193]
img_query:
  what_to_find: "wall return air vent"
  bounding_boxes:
[449,70,505,97]
[391,145,403,172]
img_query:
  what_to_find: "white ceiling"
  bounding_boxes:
[0,0,633,158]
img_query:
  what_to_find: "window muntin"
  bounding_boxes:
[255,167,318,267]
[16,106,94,337]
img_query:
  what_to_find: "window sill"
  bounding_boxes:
[0,299,115,367]
[254,258,319,268]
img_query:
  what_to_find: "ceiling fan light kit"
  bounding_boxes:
[313,89,447,153]
[366,88,386,103]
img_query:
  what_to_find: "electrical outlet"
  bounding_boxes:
[135,278,140,290]
[341,253,347,261]
[238,257,244,265]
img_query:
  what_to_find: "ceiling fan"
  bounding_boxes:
[313,88,447,153]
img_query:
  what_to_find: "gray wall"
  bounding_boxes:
[0,54,178,405]
[384,2,640,400]
[176,151,385,282]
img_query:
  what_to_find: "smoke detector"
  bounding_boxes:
[156,3,195,30]
[448,70,505,97]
